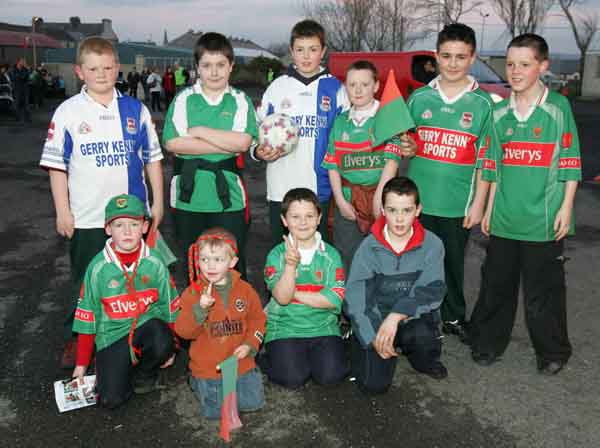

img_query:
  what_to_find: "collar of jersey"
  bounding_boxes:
[192,80,232,106]
[287,64,328,86]
[103,238,150,272]
[509,82,548,122]
[81,85,121,107]
[348,100,379,126]
[287,231,325,265]
[428,75,478,104]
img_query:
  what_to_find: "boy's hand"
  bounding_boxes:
[256,144,283,162]
[283,235,301,267]
[56,210,75,239]
[199,283,215,309]
[150,201,164,229]
[463,202,485,229]
[554,206,572,241]
[372,197,382,220]
[399,133,417,158]
[373,313,407,359]
[233,344,251,360]
[338,199,357,221]
[160,353,175,368]
[481,208,492,236]
[72,365,87,384]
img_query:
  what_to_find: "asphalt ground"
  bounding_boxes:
[0,97,599,447]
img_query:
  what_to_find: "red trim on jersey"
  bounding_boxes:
[335,268,345,281]
[74,308,95,323]
[334,140,374,151]
[501,141,554,167]
[296,284,325,293]
[331,287,345,300]
[559,157,581,169]
[170,295,181,313]
[478,135,490,160]
[483,159,497,171]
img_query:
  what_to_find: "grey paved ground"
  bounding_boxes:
[0,98,599,447]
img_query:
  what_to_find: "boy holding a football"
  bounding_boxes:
[163,32,257,279]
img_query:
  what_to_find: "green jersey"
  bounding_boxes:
[407,77,498,217]
[73,240,180,351]
[163,84,258,212]
[321,105,402,202]
[263,236,345,343]
[482,88,582,242]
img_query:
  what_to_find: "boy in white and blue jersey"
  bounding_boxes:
[40,37,164,366]
[255,20,349,246]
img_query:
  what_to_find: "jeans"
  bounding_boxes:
[189,368,265,420]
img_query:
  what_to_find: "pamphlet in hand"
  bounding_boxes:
[54,375,97,413]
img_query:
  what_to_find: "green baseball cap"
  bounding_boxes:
[105,194,146,225]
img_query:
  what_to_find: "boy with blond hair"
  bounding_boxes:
[40,37,164,367]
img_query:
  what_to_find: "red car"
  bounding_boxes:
[328,50,510,101]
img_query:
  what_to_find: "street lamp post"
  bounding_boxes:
[31,17,41,68]
[479,11,490,55]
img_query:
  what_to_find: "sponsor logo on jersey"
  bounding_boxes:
[501,141,554,167]
[562,132,572,149]
[506,128,514,136]
[421,109,432,119]
[108,279,120,289]
[210,317,243,337]
[220,111,233,118]
[441,106,454,114]
[126,117,137,135]
[99,115,115,121]
[559,157,581,169]
[235,298,245,312]
[299,91,312,96]
[483,159,497,171]
[460,112,473,129]
[416,126,476,165]
[101,288,158,319]
[281,98,292,109]
[533,127,542,138]
[141,275,150,284]
[78,122,92,134]
[47,122,55,141]
[254,330,264,343]
[342,132,350,141]
[75,308,95,323]
[320,95,331,112]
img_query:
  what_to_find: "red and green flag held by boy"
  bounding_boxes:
[218,355,242,442]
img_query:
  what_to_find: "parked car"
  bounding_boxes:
[328,50,510,101]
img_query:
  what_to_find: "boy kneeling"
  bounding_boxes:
[345,177,447,394]
[72,194,179,408]
[175,228,266,419]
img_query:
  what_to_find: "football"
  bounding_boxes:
[258,113,299,156]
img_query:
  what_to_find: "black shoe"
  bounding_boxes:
[537,359,566,375]
[442,320,471,345]
[472,351,498,366]
[420,362,448,380]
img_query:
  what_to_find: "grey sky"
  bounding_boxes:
[4,0,600,53]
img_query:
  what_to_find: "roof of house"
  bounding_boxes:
[167,30,278,58]
[44,42,193,64]
[0,30,62,48]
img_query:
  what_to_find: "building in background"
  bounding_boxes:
[0,22,61,66]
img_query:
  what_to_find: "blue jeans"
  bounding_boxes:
[189,368,265,420]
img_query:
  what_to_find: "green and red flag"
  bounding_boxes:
[218,355,242,442]
[372,69,415,147]
[146,228,177,267]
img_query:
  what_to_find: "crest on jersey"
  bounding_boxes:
[235,298,245,312]
[506,128,514,136]
[126,117,137,135]
[78,121,92,134]
[533,127,542,138]
[421,109,432,119]
[281,98,292,109]
[142,275,150,284]
[460,112,473,129]
[320,95,331,112]
[108,279,120,289]
[342,132,350,141]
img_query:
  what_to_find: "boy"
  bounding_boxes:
[406,23,498,341]
[262,188,347,389]
[163,32,257,280]
[40,37,164,367]
[254,19,349,246]
[72,194,179,408]
[345,177,447,395]
[469,34,581,375]
[175,228,266,419]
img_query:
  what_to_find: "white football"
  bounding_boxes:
[259,113,299,155]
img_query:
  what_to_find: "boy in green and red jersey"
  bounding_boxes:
[469,34,581,375]
[406,23,498,340]
[72,194,180,408]
[163,32,257,280]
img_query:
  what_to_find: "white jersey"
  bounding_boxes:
[40,87,163,228]
[256,67,348,202]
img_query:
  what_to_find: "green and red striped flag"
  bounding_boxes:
[372,69,415,147]
[146,228,177,267]
[218,355,242,442]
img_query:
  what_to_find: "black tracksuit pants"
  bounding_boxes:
[469,236,571,363]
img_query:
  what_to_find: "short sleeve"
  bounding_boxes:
[244,94,259,139]
[264,245,285,291]
[558,100,582,182]
[139,103,163,164]
[321,118,340,171]
[40,103,72,171]
[319,248,345,313]
[382,135,403,161]
[72,268,98,335]
[162,90,190,144]
[475,102,497,170]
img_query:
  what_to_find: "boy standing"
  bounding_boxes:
[406,23,498,340]
[262,188,347,389]
[469,34,581,375]
[72,194,179,408]
[40,37,164,366]
[255,20,349,246]
[345,177,447,395]
[176,228,266,419]
[163,32,257,279]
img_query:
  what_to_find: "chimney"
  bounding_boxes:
[69,16,81,29]
[102,18,113,34]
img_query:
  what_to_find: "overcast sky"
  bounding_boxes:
[4,0,600,53]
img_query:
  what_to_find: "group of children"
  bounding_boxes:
[40,17,580,417]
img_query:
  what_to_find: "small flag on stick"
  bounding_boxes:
[218,355,242,442]
[371,69,415,147]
